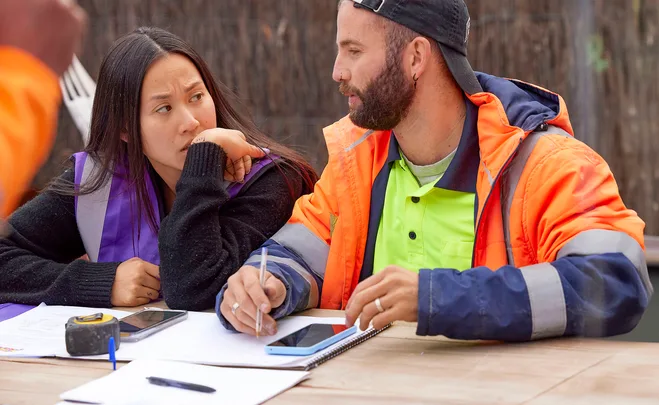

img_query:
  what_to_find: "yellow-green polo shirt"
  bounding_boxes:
[373,151,476,274]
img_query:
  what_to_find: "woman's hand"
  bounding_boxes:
[191,128,265,182]
[111,258,160,307]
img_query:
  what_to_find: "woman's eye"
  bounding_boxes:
[156,105,171,114]
[190,93,203,102]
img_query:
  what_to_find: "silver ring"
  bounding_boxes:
[231,302,240,315]
[374,297,385,313]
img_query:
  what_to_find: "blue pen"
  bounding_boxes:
[108,336,116,370]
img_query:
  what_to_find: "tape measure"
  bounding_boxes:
[65,313,120,356]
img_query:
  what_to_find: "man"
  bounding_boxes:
[217,0,652,341]
[0,0,87,217]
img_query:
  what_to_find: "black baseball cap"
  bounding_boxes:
[350,0,483,95]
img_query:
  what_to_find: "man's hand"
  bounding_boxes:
[0,0,88,76]
[344,265,419,330]
[219,265,287,336]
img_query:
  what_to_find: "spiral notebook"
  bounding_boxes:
[273,323,392,371]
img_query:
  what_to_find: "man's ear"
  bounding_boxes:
[408,36,433,80]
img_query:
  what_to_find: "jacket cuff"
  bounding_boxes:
[416,268,435,336]
[72,261,119,307]
[180,142,226,179]
[215,284,238,332]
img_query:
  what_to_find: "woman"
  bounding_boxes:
[0,27,317,313]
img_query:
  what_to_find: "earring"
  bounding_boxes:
[413,73,418,89]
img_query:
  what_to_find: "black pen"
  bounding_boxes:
[146,376,216,393]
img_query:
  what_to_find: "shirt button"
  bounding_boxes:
[409,231,417,240]
[411,196,420,203]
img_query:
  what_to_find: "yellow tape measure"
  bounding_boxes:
[65,312,120,356]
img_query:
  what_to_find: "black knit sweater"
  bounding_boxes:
[0,142,311,310]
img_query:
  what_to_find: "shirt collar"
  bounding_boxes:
[385,96,479,193]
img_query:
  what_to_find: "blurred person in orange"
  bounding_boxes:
[0,0,87,218]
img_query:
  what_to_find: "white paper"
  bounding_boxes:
[0,305,357,369]
[59,359,310,405]
[0,305,129,357]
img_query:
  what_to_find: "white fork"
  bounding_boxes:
[60,55,96,146]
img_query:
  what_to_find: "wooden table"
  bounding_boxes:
[2,305,659,405]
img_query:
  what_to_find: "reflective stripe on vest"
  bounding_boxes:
[557,229,653,296]
[500,125,571,267]
[519,262,567,339]
[270,223,329,280]
[75,153,112,262]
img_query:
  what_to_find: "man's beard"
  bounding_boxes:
[339,56,415,131]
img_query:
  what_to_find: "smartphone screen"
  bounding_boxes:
[266,324,351,348]
[119,310,185,333]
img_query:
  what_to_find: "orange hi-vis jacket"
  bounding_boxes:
[217,73,652,341]
[0,47,61,217]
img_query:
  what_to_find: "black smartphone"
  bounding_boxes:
[119,309,187,342]
[265,323,358,356]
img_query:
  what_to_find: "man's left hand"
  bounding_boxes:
[344,265,419,330]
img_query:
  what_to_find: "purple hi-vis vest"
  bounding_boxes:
[72,151,276,265]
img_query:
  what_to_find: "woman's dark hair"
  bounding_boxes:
[53,27,317,232]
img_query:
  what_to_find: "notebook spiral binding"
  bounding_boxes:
[303,323,392,371]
